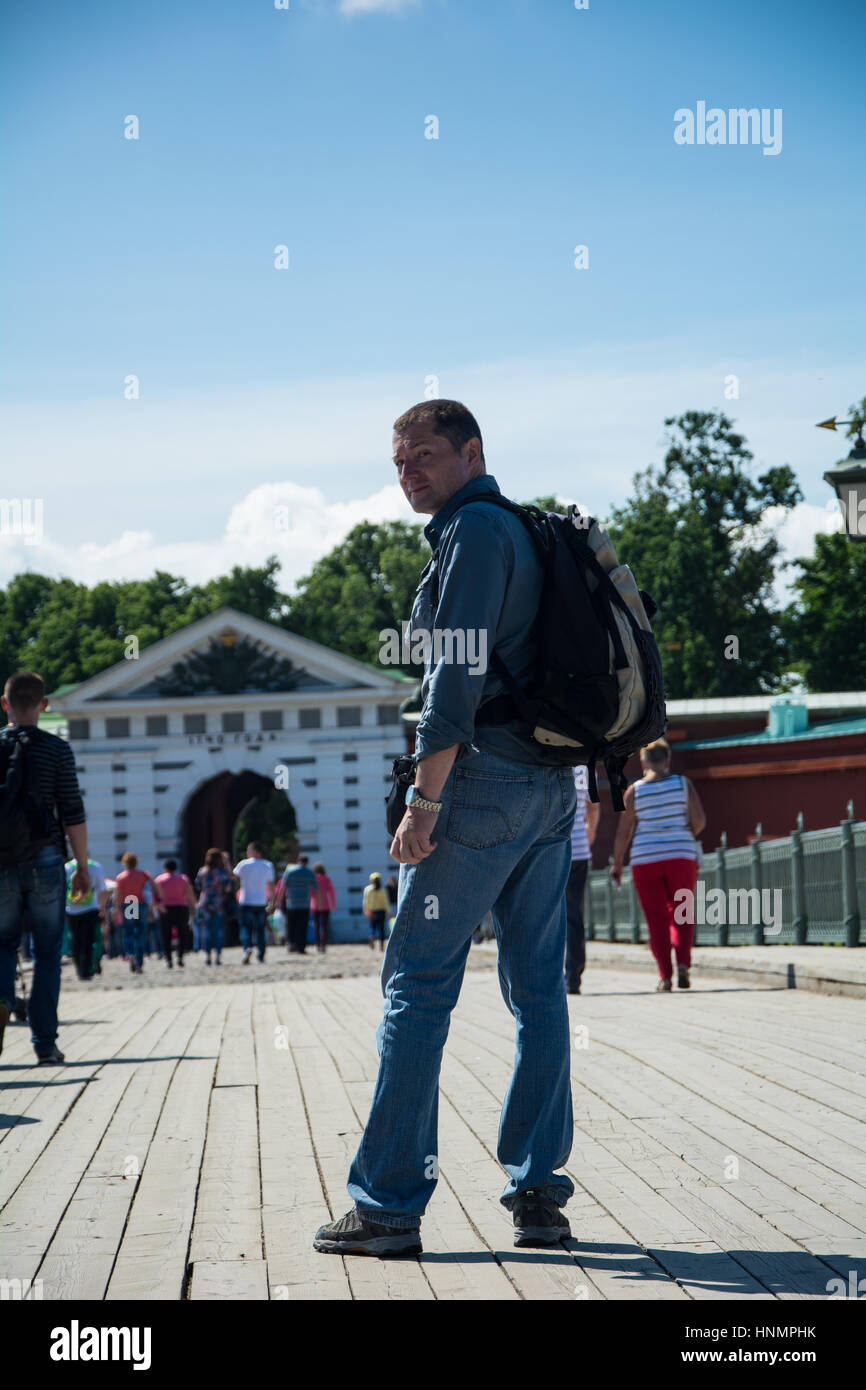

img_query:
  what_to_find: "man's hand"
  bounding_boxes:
[390,805,439,864]
[70,862,92,901]
[609,863,623,887]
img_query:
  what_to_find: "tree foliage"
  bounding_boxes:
[605,411,802,698]
[234,789,298,870]
[284,520,427,674]
[783,532,866,691]
[0,561,289,693]
[8,410,864,704]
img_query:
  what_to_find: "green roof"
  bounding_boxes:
[678,715,866,751]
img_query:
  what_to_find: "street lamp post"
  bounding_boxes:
[817,413,866,542]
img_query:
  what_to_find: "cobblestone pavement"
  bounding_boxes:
[44,940,498,992]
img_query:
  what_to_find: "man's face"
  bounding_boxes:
[392,423,483,515]
[247,844,258,858]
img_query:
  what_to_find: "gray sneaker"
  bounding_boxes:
[512,1189,571,1247]
[313,1207,422,1256]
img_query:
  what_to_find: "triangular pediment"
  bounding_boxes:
[50,608,408,707]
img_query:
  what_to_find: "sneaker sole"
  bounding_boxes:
[313,1234,422,1256]
[514,1225,570,1247]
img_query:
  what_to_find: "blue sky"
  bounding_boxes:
[1,0,864,594]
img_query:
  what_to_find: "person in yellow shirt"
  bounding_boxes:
[363,873,390,952]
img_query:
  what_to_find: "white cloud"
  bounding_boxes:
[0,481,418,592]
[3,343,863,602]
[338,0,418,14]
[763,499,844,605]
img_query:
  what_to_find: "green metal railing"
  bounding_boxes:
[586,803,864,947]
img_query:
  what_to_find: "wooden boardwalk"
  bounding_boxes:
[2,963,865,1301]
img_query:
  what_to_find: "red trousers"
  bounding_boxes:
[631,857,698,979]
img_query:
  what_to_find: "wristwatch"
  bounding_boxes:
[405,785,443,813]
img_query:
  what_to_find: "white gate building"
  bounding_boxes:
[49,607,413,942]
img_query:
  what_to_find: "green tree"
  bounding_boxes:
[202,558,289,625]
[0,564,293,693]
[234,789,298,868]
[783,531,866,691]
[605,411,802,698]
[844,394,866,442]
[285,520,427,673]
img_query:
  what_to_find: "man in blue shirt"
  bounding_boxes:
[314,400,577,1258]
[276,854,316,955]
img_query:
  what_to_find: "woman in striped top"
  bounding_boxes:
[610,738,706,991]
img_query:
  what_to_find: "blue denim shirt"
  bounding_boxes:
[412,474,564,767]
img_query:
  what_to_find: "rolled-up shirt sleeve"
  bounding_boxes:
[413,509,511,760]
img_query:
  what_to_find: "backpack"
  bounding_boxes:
[0,729,58,866]
[435,493,667,811]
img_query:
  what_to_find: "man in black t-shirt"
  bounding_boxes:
[0,671,90,1064]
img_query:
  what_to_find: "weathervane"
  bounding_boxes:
[816,414,866,448]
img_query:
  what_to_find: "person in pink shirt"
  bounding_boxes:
[154,859,197,968]
[310,861,337,954]
[111,853,162,975]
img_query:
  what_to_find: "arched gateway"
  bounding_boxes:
[50,607,413,943]
[181,769,285,880]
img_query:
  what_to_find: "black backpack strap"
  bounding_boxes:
[604,755,629,813]
[437,490,550,564]
[586,755,599,804]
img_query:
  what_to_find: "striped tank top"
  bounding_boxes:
[629,774,697,866]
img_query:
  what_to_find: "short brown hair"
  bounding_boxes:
[313,861,325,875]
[393,399,485,465]
[205,847,222,868]
[641,738,671,766]
[122,852,138,869]
[4,671,45,708]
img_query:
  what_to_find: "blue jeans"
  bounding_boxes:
[0,844,66,1054]
[203,912,224,954]
[347,747,577,1228]
[122,913,145,968]
[239,904,267,959]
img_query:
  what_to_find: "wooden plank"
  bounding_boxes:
[326,984,683,1295]
[189,1085,262,1262]
[444,976,854,1296]
[645,1243,775,1301]
[665,1184,840,1299]
[189,1260,268,1300]
[105,992,230,1300]
[280,982,434,1302]
[634,1114,866,1246]
[253,986,352,1301]
[0,998,171,1208]
[309,985,519,1301]
[213,988,256,1089]
[36,994,214,1300]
